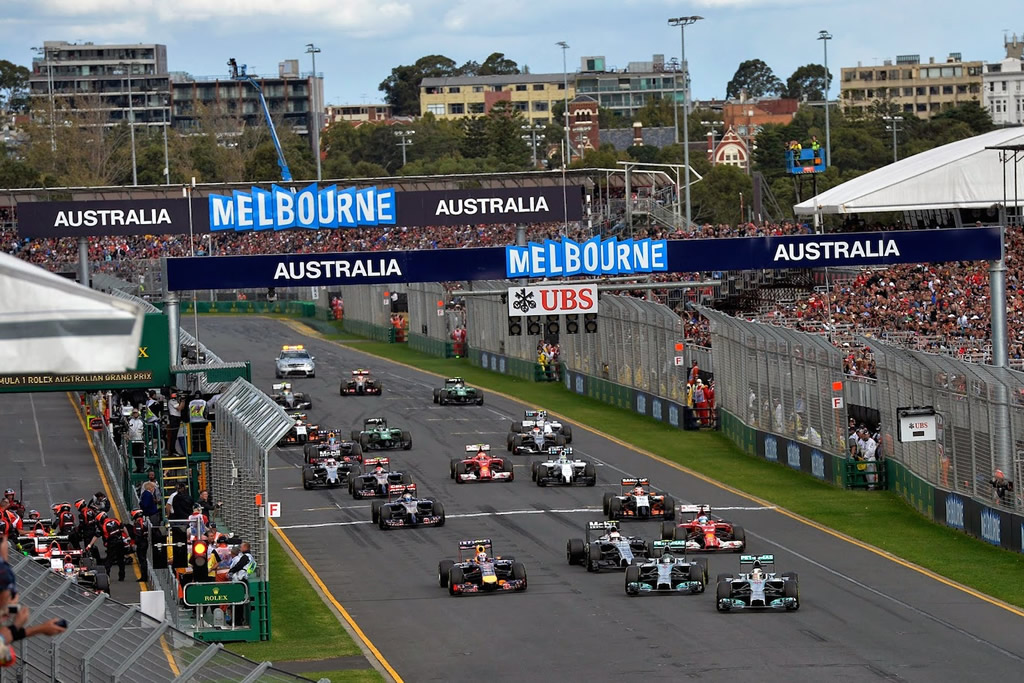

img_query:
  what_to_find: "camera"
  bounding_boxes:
[7,605,19,615]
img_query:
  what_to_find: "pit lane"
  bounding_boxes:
[200,316,1024,682]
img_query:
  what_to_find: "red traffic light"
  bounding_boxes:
[193,540,207,555]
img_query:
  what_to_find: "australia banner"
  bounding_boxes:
[16,185,584,238]
[165,227,1002,290]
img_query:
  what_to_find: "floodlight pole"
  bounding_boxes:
[818,30,832,166]
[557,41,570,166]
[305,43,323,181]
[669,16,704,229]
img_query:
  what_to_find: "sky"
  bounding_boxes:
[1,0,1020,106]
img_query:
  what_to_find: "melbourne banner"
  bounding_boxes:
[165,227,1002,290]
[17,198,209,238]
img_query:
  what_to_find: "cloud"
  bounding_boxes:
[16,0,416,36]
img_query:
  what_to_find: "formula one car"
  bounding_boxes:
[715,554,799,612]
[660,505,746,553]
[38,549,110,594]
[449,444,514,483]
[278,411,321,447]
[371,484,445,529]
[624,541,708,596]
[437,539,527,596]
[351,417,412,451]
[603,478,675,521]
[303,434,362,465]
[509,410,572,443]
[433,377,484,406]
[350,457,413,498]
[531,446,596,486]
[340,369,383,396]
[21,535,75,563]
[566,520,650,572]
[275,344,316,378]
[508,423,565,455]
[270,382,313,410]
[301,457,350,490]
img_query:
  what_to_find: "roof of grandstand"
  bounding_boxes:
[794,127,1024,215]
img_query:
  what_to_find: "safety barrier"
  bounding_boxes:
[0,552,314,683]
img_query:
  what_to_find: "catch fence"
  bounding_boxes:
[0,551,312,683]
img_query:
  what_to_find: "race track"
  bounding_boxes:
[199,316,1024,682]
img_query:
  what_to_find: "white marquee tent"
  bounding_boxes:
[0,252,145,373]
[794,127,1024,215]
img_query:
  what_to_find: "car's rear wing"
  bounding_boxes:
[524,410,546,419]
[445,377,465,384]
[272,383,292,392]
[458,538,493,553]
[620,477,650,487]
[587,520,619,531]
[353,369,371,375]
[546,446,572,457]
[465,444,491,452]
[365,417,387,427]
[364,457,390,467]
[678,504,711,515]
[739,554,775,565]
[387,483,416,499]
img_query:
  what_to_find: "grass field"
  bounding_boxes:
[285,319,1024,609]
[227,535,378,680]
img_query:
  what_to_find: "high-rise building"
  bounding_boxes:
[839,53,983,119]
[574,55,684,120]
[983,34,1024,126]
[170,60,322,136]
[29,41,171,128]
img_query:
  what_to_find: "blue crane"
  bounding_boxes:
[228,58,293,182]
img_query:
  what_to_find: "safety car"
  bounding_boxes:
[531,446,596,486]
[566,520,650,572]
[371,484,445,529]
[660,505,746,552]
[303,434,362,464]
[275,345,316,378]
[277,411,321,447]
[270,382,313,410]
[603,478,675,521]
[349,457,414,498]
[715,554,799,612]
[340,369,383,396]
[509,409,572,443]
[432,377,484,405]
[624,541,708,596]
[351,417,412,451]
[437,539,527,596]
[449,444,514,483]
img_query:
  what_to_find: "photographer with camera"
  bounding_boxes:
[0,537,66,667]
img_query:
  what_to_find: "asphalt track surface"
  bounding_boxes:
[201,317,1024,683]
[0,393,141,604]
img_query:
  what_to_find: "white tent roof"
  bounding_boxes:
[0,252,145,373]
[794,127,1024,215]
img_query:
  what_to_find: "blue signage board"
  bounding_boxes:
[165,227,1002,290]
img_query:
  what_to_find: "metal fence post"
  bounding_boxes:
[239,662,273,682]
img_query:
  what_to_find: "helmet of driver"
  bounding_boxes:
[633,487,645,496]
[608,530,621,540]
[697,515,709,524]
[476,551,488,563]
[751,567,764,580]
[659,554,674,564]
[402,493,413,502]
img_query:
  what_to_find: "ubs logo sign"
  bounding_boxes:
[980,508,1001,546]
[811,451,825,480]
[636,394,647,416]
[786,442,801,470]
[764,436,778,462]
[945,493,964,530]
[668,405,679,427]
[575,375,584,394]
[652,399,662,421]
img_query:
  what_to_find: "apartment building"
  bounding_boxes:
[574,55,684,120]
[419,73,572,124]
[325,104,393,124]
[170,59,322,135]
[839,52,983,118]
[29,41,171,127]
[984,34,1024,126]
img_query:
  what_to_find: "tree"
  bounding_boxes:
[689,164,753,224]
[929,100,994,136]
[625,145,659,164]
[785,64,830,102]
[484,101,530,168]
[0,144,39,188]
[460,116,490,159]
[478,53,520,76]
[0,60,30,112]
[378,55,459,117]
[726,60,784,99]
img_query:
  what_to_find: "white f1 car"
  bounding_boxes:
[530,446,596,486]
[716,554,800,612]
[509,410,572,445]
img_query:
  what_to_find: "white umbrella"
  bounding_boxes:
[0,252,145,373]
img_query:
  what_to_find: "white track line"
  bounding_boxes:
[275,506,602,530]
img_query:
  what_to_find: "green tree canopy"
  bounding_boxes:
[0,60,30,112]
[478,53,520,76]
[785,64,830,102]
[378,55,460,116]
[726,59,784,99]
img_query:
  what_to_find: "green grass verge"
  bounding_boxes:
[299,321,1024,608]
[299,670,385,683]
[227,535,366,663]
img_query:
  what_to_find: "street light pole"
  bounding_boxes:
[669,15,704,229]
[124,64,138,186]
[521,123,544,168]
[162,98,170,185]
[882,115,903,163]
[669,57,680,145]
[556,41,571,167]
[818,30,833,167]
[394,129,415,166]
[305,43,323,181]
